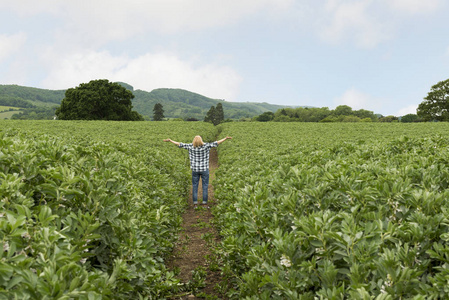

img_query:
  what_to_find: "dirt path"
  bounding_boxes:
[168,148,225,299]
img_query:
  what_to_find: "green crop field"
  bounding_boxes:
[214,122,449,299]
[0,120,217,299]
[1,121,449,299]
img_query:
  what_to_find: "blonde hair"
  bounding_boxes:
[192,135,204,147]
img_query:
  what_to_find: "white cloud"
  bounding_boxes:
[386,0,442,14]
[0,1,63,16]
[2,0,442,51]
[334,88,382,111]
[41,50,242,100]
[0,32,27,62]
[397,104,418,116]
[2,0,294,45]
[317,0,442,48]
[320,0,391,48]
[41,51,128,88]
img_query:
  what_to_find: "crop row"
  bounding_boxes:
[0,121,216,299]
[213,122,449,299]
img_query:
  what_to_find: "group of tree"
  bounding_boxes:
[253,78,449,123]
[55,80,143,121]
[204,103,224,125]
[255,106,425,123]
[0,96,35,108]
[255,105,378,122]
[11,107,58,120]
[6,77,449,122]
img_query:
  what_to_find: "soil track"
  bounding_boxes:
[168,148,225,299]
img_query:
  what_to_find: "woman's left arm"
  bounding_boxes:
[217,136,232,144]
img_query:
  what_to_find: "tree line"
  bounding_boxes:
[254,79,449,123]
[11,107,58,120]
[254,105,421,123]
[5,77,449,122]
[0,96,36,108]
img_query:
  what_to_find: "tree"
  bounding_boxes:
[204,103,226,125]
[401,114,420,123]
[333,105,353,116]
[204,106,217,125]
[354,109,376,121]
[417,79,449,121]
[153,103,165,121]
[55,79,143,120]
[256,111,275,122]
[215,103,224,124]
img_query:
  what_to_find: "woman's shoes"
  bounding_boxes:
[193,203,209,209]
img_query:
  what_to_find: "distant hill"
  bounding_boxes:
[0,83,295,120]
[132,88,290,120]
[0,85,65,108]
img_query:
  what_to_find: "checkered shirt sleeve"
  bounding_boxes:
[179,142,218,171]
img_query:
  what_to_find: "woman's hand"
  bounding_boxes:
[163,139,171,142]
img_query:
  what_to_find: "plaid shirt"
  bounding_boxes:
[179,141,218,172]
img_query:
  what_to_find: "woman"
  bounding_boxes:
[163,135,232,207]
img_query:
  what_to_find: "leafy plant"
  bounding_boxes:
[0,120,217,299]
[213,122,449,298]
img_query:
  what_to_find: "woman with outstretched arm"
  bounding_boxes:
[163,135,232,207]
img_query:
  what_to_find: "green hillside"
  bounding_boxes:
[132,88,290,120]
[0,83,294,120]
[0,84,65,108]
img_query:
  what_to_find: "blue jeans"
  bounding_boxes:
[192,170,209,204]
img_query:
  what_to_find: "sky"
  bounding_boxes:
[0,0,448,116]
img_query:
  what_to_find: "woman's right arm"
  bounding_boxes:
[163,139,180,146]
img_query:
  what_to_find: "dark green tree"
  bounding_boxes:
[204,103,226,125]
[256,111,275,122]
[204,106,217,125]
[354,109,376,121]
[215,103,224,124]
[333,105,353,116]
[417,79,449,121]
[153,103,165,121]
[401,114,420,123]
[55,79,143,120]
